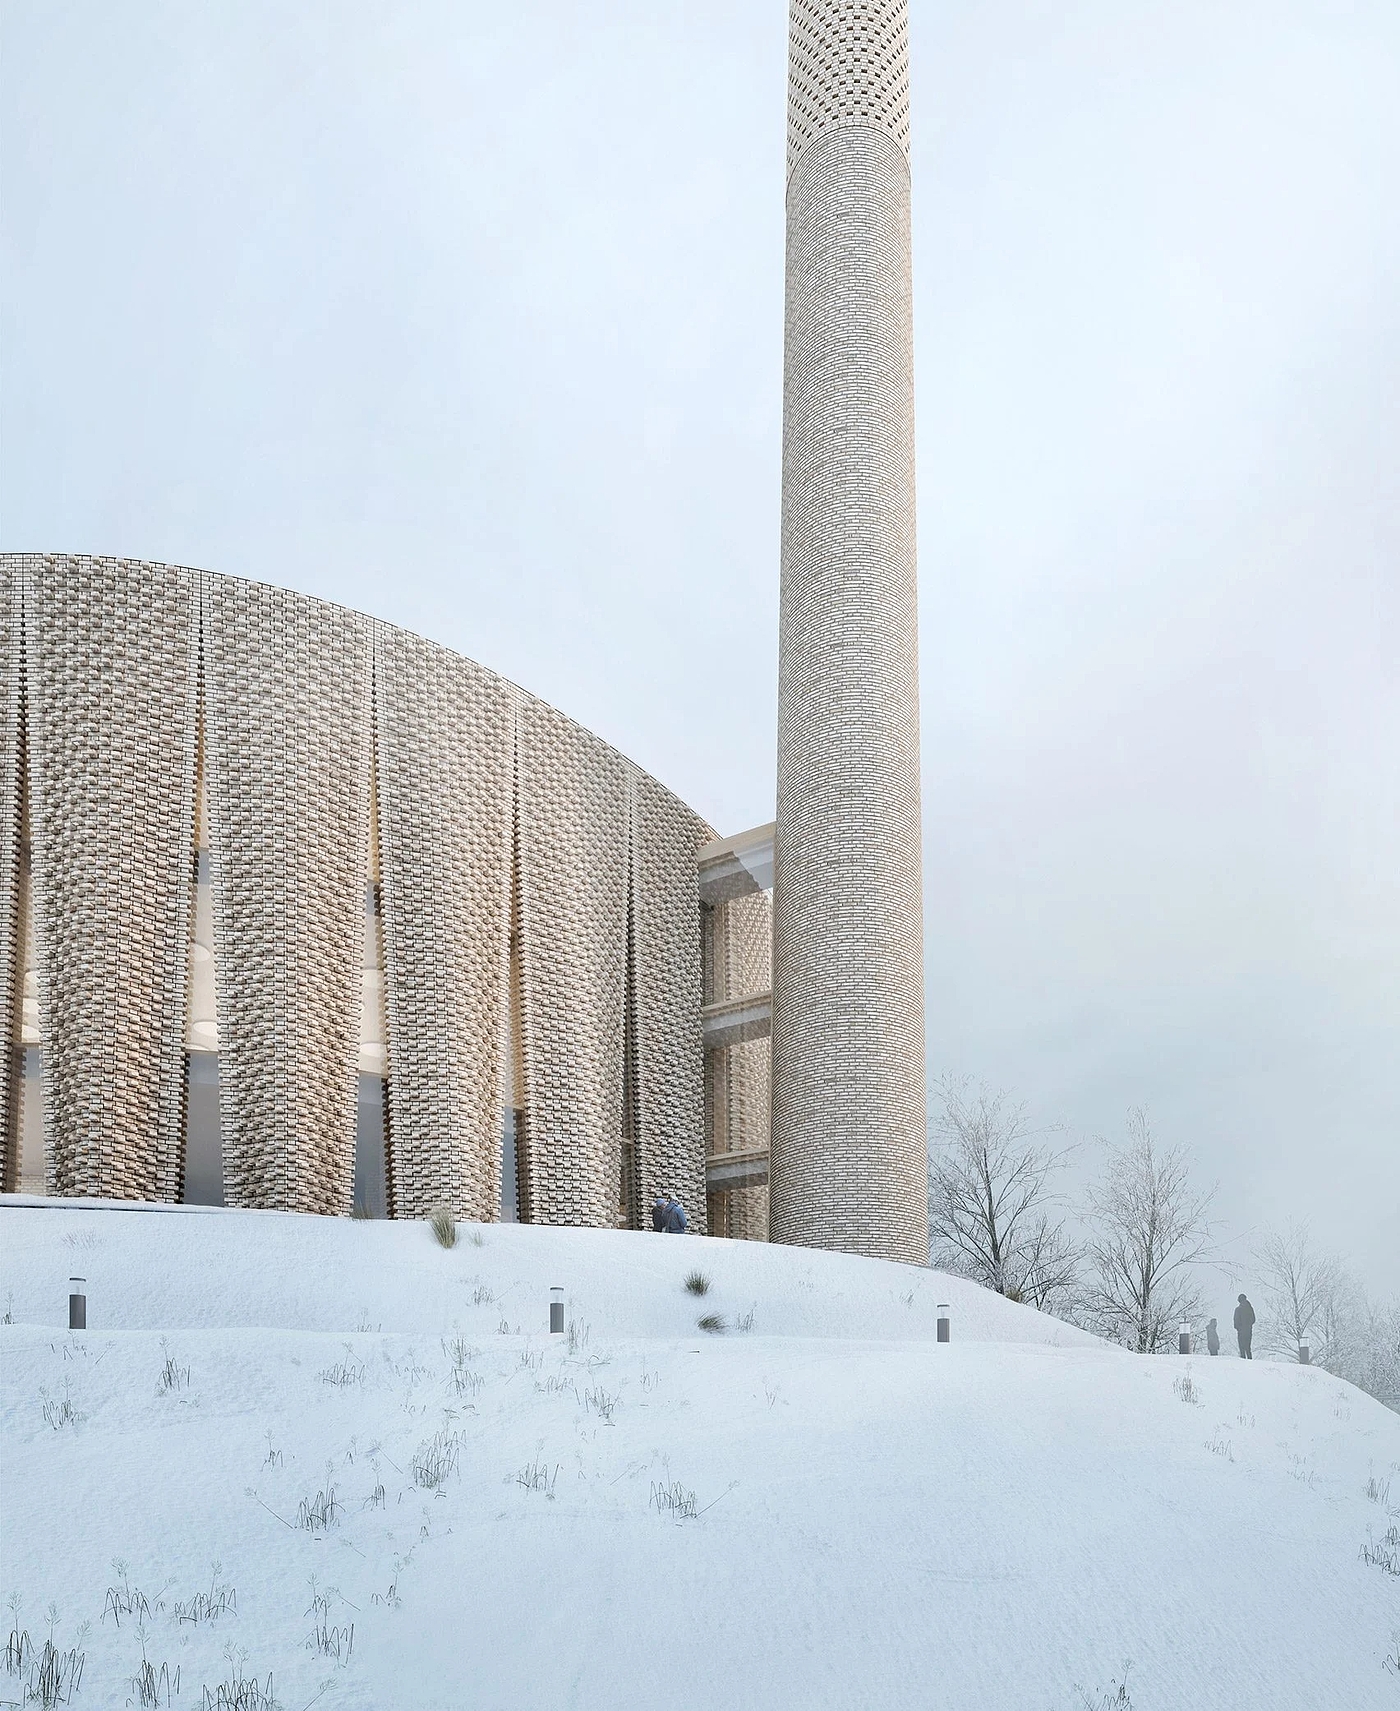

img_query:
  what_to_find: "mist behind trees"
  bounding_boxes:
[927,1079,1400,1413]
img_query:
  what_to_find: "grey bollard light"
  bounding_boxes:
[69,1277,86,1331]
[936,1303,950,1344]
[1299,1342,1311,1365]
[1179,1323,1192,1356]
[549,1287,564,1334]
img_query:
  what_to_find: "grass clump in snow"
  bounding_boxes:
[515,1458,558,1497]
[5,1602,87,1708]
[156,1340,191,1395]
[130,1625,180,1709]
[305,1580,355,1663]
[428,1206,457,1249]
[411,1428,462,1491]
[318,1344,366,1388]
[650,1479,698,1520]
[1359,1528,1400,1577]
[1075,1665,1134,1709]
[1364,1474,1392,1505]
[199,1645,277,1709]
[103,1561,165,1628]
[296,1484,342,1534]
[172,1565,237,1625]
[583,1385,617,1423]
[683,1270,710,1296]
[1172,1371,1201,1407]
[39,1379,84,1430]
[696,1313,726,1334]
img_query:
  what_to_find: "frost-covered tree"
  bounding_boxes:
[1080,1110,1215,1353]
[1254,1222,1350,1363]
[927,1078,1079,1312]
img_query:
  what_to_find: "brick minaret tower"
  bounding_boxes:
[770,0,928,1265]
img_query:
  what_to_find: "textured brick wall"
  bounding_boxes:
[25,556,200,1200]
[771,0,929,1265]
[202,574,373,1214]
[374,623,513,1221]
[0,554,710,1225]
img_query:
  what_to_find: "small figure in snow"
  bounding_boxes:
[650,1194,668,1233]
[1205,1317,1220,1357]
[664,1193,688,1234]
[1233,1293,1255,1359]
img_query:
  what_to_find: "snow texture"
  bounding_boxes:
[2,1200,1398,1710]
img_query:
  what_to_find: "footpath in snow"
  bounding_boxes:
[2,1200,1398,1710]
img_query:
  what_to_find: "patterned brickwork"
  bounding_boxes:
[772,1,929,1264]
[0,560,24,1190]
[202,575,372,1214]
[515,695,629,1227]
[704,891,772,1242]
[21,556,200,1200]
[375,621,513,1221]
[632,771,710,1232]
[787,0,911,179]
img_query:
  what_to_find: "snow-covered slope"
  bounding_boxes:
[2,1201,1397,1711]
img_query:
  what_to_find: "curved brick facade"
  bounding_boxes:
[0,554,711,1229]
[771,0,929,1265]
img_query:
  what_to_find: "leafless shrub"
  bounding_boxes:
[412,1429,462,1491]
[649,1480,698,1520]
[697,1314,726,1334]
[683,1271,710,1297]
[428,1207,457,1249]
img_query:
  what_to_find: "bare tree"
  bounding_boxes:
[1081,1110,1216,1353]
[1254,1222,1341,1362]
[927,1078,1079,1312]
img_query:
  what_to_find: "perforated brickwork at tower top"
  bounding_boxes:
[786,0,911,179]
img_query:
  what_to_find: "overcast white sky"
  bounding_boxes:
[4,2,1398,1293]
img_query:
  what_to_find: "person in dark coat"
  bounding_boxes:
[664,1194,687,1234]
[1205,1317,1220,1356]
[650,1194,668,1233]
[1233,1293,1255,1359]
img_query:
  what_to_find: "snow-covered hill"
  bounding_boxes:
[2,1200,1397,1710]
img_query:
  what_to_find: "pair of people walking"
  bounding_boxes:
[1204,1294,1255,1358]
[650,1192,687,1234]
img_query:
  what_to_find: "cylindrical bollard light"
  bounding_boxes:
[1178,1323,1192,1356]
[549,1286,564,1334]
[936,1303,950,1344]
[1299,1342,1311,1365]
[69,1277,86,1331]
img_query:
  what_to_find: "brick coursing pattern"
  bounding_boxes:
[202,573,372,1214]
[374,622,512,1221]
[0,555,709,1229]
[703,891,772,1241]
[514,695,629,1228]
[0,562,24,1190]
[22,556,199,1201]
[632,771,709,1233]
[771,0,929,1265]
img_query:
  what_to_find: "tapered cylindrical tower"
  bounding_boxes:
[770,0,928,1265]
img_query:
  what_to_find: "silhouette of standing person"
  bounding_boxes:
[1206,1317,1220,1356]
[1233,1293,1255,1359]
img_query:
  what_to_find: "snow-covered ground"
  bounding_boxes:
[2,1200,1398,1711]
